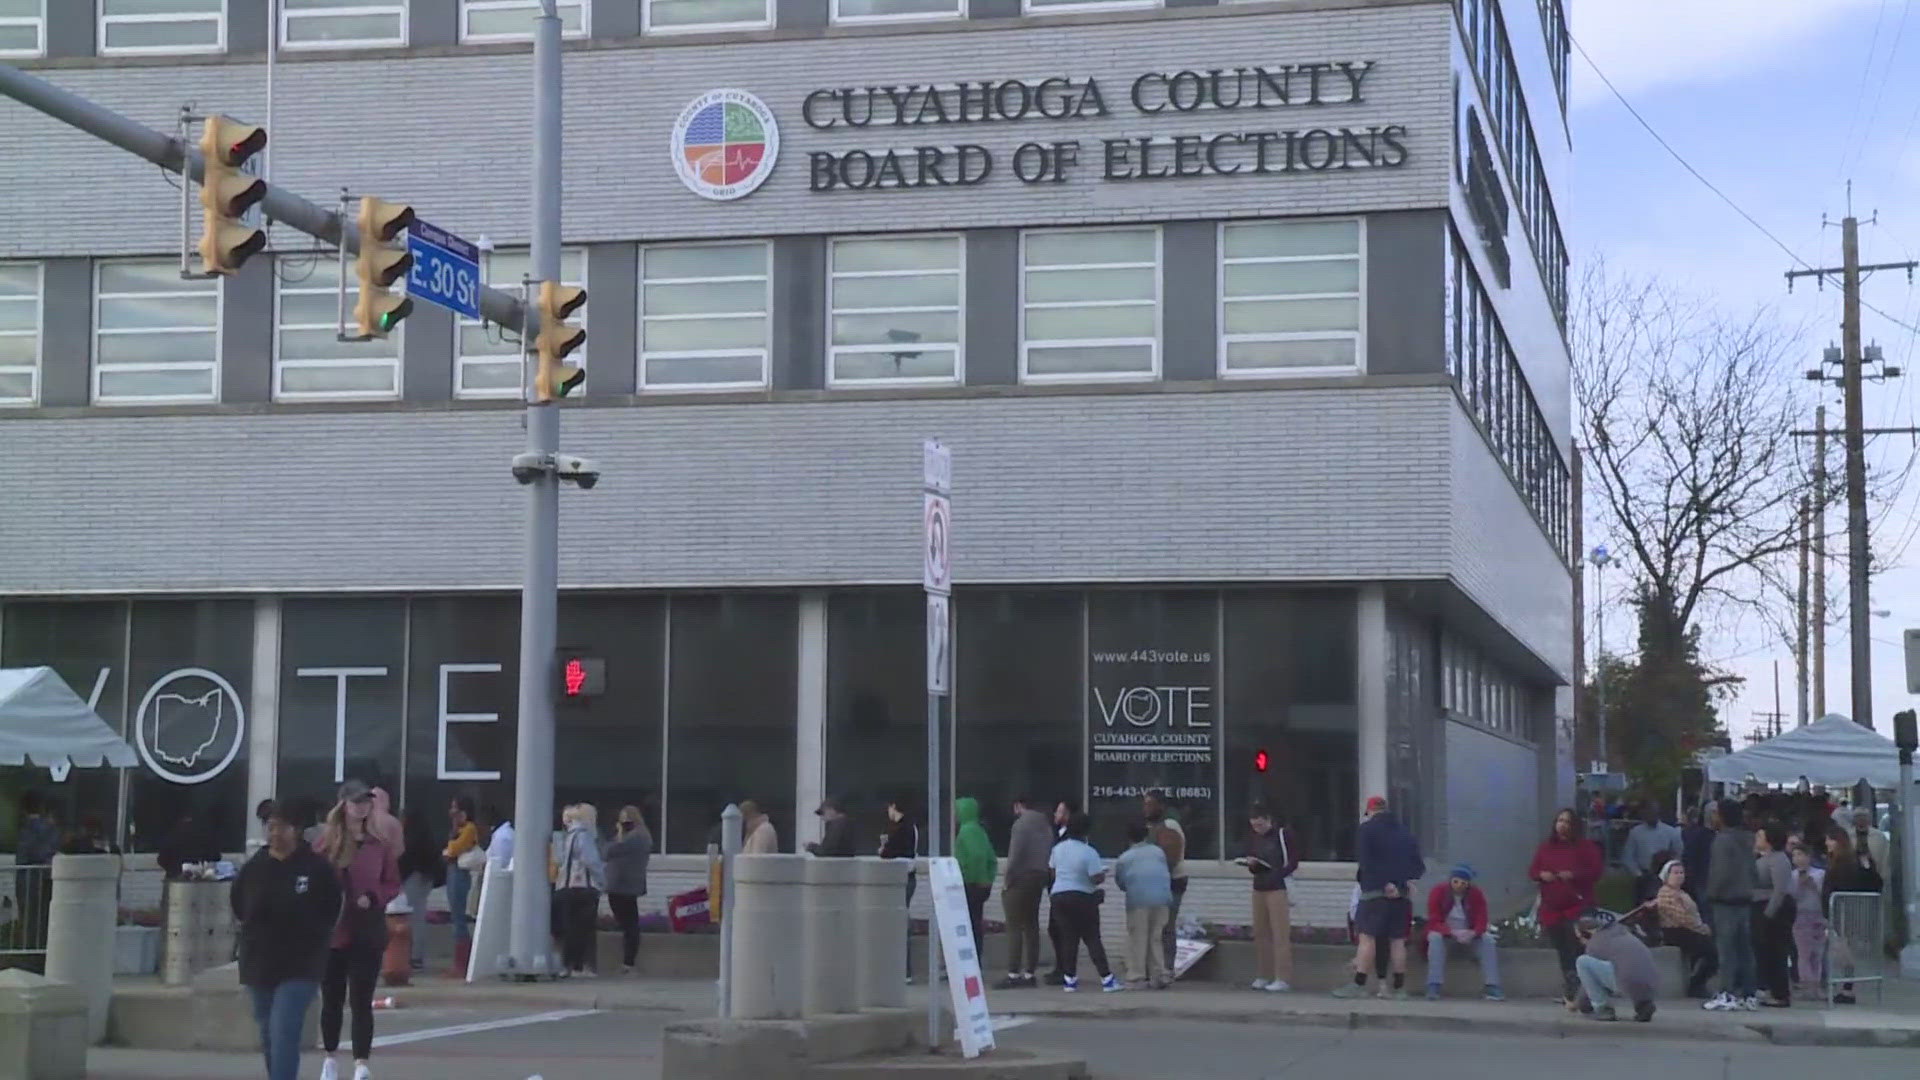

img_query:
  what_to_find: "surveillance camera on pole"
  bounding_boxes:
[509,451,600,490]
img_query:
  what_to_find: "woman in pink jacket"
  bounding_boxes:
[315,781,402,1080]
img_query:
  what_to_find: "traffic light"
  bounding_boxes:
[533,279,587,401]
[353,196,415,338]
[196,116,267,274]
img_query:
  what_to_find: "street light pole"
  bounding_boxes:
[1592,545,1611,774]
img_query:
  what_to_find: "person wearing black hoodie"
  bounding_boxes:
[879,798,919,982]
[232,801,343,1080]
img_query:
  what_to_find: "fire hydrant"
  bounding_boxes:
[382,904,413,986]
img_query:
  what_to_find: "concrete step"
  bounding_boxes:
[805,1048,1089,1080]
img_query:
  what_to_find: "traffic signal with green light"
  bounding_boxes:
[534,279,587,401]
[353,196,415,338]
[197,116,268,274]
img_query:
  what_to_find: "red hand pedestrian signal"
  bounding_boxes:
[564,659,587,696]
[1254,749,1270,773]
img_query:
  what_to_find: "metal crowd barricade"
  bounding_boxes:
[1824,891,1886,1005]
[0,863,53,973]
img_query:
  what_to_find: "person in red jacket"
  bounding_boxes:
[1424,864,1502,1001]
[1529,807,1602,1006]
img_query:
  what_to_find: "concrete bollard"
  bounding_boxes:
[43,853,120,1045]
[728,855,808,1020]
[853,857,909,1010]
[0,969,87,1079]
[801,857,861,1016]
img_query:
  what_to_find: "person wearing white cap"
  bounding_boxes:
[1640,859,1715,998]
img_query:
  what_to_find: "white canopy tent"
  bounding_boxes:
[1705,713,1912,789]
[0,666,138,771]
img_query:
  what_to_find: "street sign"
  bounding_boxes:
[405,219,482,320]
[924,493,951,595]
[927,594,950,695]
[1906,629,1920,695]
[923,438,951,496]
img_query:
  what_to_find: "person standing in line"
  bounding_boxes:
[1680,806,1715,916]
[1623,804,1682,904]
[1644,860,1716,998]
[1043,799,1077,986]
[1751,822,1795,1007]
[1821,825,1881,1005]
[1787,842,1826,994]
[739,800,779,854]
[368,787,405,860]
[232,801,342,1080]
[604,805,652,976]
[395,808,441,973]
[998,795,1049,989]
[1239,805,1300,993]
[554,803,607,978]
[1114,820,1173,989]
[1527,807,1602,1007]
[1702,800,1759,1011]
[315,781,401,1080]
[1335,796,1424,1001]
[953,797,997,965]
[1143,790,1188,974]
[442,797,479,969]
[1048,812,1120,993]
[1423,865,1502,1001]
[807,798,857,857]
[879,798,920,983]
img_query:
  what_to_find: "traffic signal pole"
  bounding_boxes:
[506,0,563,978]
[0,60,534,336]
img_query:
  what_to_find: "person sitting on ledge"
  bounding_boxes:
[1423,864,1502,1001]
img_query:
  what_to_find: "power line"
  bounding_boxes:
[1839,0,1893,181]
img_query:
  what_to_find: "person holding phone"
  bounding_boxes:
[604,805,653,975]
[1239,805,1300,992]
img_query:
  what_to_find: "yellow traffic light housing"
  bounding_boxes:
[353,196,415,338]
[197,116,267,275]
[534,280,587,401]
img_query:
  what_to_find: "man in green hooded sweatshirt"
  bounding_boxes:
[954,797,997,964]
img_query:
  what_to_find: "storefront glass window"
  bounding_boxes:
[953,590,1083,850]
[825,591,934,848]
[404,597,520,838]
[127,599,254,853]
[0,601,129,850]
[665,594,796,854]
[556,595,666,840]
[277,598,409,818]
[1222,591,1358,862]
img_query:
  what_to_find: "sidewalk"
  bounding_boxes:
[352,972,1920,1049]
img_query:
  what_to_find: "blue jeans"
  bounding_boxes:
[1575,955,1619,1010]
[448,865,472,944]
[1711,901,1756,997]
[249,979,318,1080]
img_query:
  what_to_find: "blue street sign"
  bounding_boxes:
[405,219,481,320]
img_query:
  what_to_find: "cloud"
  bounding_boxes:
[1570,0,1883,108]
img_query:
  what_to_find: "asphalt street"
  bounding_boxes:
[85,1007,1920,1080]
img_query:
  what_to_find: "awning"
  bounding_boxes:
[1704,713,1909,789]
[0,666,139,769]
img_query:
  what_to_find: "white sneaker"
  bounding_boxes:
[1739,996,1760,1012]
[1265,980,1291,993]
[1701,993,1731,1011]
[319,1059,338,1080]
[1250,978,1271,991]
[352,1065,371,1080]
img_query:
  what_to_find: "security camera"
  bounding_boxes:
[553,453,601,490]
[510,451,549,485]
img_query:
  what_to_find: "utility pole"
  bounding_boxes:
[1785,212,1916,729]
[507,0,565,979]
[1813,405,1827,720]
[1591,544,1611,773]
[1796,496,1810,726]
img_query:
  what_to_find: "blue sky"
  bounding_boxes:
[1569,0,1920,739]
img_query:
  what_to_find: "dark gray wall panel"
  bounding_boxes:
[1367,209,1445,376]
[411,0,459,47]
[220,258,274,404]
[776,0,829,31]
[38,260,92,408]
[585,241,637,396]
[963,229,1016,386]
[401,296,455,403]
[593,0,643,38]
[45,0,94,58]
[772,236,824,391]
[1161,221,1216,382]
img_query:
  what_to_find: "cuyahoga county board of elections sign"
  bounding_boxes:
[671,89,781,201]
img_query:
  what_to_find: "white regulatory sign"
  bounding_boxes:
[1906,628,1920,695]
[927,594,951,695]
[923,492,952,595]
[923,438,951,495]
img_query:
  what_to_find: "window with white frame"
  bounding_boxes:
[1218,218,1363,377]
[274,258,401,400]
[457,248,587,399]
[639,241,768,391]
[461,0,586,40]
[94,259,219,404]
[832,0,961,23]
[1024,0,1150,11]
[644,0,768,33]
[0,0,44,57]
[828,235,961,386]
[1021,226,1158,382]
[281,0,405,48]
[0,262,40,406]
[99,0,224,55]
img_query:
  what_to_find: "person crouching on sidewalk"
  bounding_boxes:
[1423,865,1502,1001]
[1115,820,1173,989]
[1572,913,1658,1023]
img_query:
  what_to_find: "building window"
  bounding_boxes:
[1537,0,1570,110]
[828,234,961,387]
[94,259,219,405]
[832,0,961,23]
[1021,226,1158,383]
[274,258,400,401]
[0,0,44,57]
[1218,218,1363,377]
[457,248,587,399]
[461,0,586,40]
[281,0,406,48]
[0,262,40,406]
[643,0,769,32]
[639,241,769,392]
[1024,0,1151,11]
[99,0,225,55]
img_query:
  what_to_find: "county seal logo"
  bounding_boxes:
[671,89,779,201]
